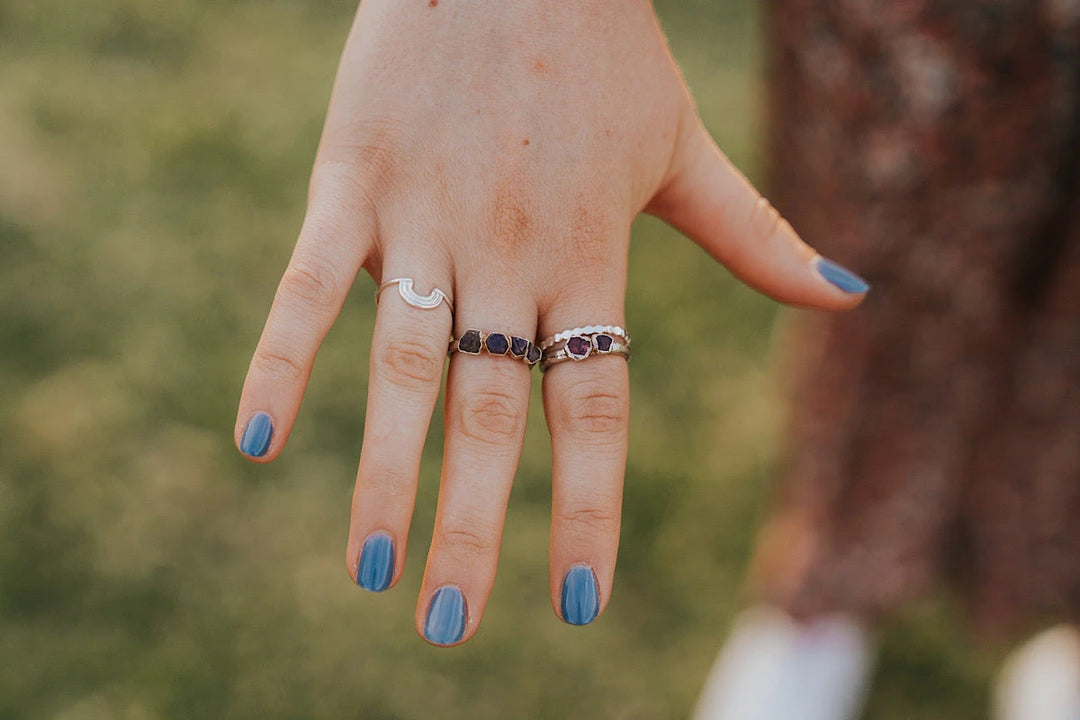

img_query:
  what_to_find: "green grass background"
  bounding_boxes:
[0,1,1004,717]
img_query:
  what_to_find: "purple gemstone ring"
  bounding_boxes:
[447,329,541,368]
[538,325,630,351]
[538,325,631,373]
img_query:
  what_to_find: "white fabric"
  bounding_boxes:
[693,606,874,720]
[994,624,1080,720]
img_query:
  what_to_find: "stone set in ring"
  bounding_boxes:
[538,325,631,351]
[537,326,631,372]
[449,329,542,367]
[446,325,631,371]
[377,276,630,372]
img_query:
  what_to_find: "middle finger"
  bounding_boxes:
[414,287,538,647]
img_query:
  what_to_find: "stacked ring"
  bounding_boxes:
[538,326,632,372]
[448,329,542,368]
[538,325,630,351]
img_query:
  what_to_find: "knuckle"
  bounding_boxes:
[280,255,342,312]
[746,195,785,247]
[308,160,381,221]
[363,468,415,501]
[251,347,306,384]
[457,389,525,445]
[440,525,498,556]
[563,201,619,269]
[375,336,445,389]
[341,132,399,184]
[488,171,539,256]
[555,377,628,440]
[555,505,620,537]
[318,118,404,194]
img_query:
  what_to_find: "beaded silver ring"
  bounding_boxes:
[538,325,632,372]
[538,324,629,351]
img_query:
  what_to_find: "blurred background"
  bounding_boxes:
[0,1,1004,717]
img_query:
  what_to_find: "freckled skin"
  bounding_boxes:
[237,0,865,648]
[315,0,689,306]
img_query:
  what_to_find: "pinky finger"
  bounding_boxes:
[235,167,375,461]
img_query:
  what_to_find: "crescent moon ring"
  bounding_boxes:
[376,278,454,314]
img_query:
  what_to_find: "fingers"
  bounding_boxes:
[235,165,375,461]
[345,261,453,594]
[543,358,628,626]
[648,122,869,311]
[541,285,629,627]
[414,294,537,646]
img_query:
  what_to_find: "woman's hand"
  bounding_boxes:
[234,0,867,647]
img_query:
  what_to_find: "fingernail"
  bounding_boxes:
[239,412,273,457]
[561,565,600,626]
[357,532,395,592]
[424,586,466,646]
[815,257,870,294]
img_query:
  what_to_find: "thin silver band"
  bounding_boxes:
[539,325,630,351]
[376,278,454,314]
[540,341,631,372]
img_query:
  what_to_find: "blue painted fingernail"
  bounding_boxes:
[561,565,600,626]
[424,586,466,646]
[815,257,870,294]
[239,412,273,457]
[357,533,395,592]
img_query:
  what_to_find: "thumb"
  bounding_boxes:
[647,122,869,310]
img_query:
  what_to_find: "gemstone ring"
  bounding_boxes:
[538,324,630,351]
[538,325,632,372]
[448,329,542,368]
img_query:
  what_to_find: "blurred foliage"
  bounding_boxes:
[0,0,1004,718]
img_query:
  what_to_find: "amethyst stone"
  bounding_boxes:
[485,332,509,355]
[509,336,530,357]
[565,336,592,360]
[594,334,614,353]
[458,329,483,354]
[525,343,542,366]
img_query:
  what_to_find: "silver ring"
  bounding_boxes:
[538,326,632,373]
[376,278,454,314]
[540,340,631,372]
[538,325,630,351]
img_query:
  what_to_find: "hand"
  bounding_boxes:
[234,0,867,647]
